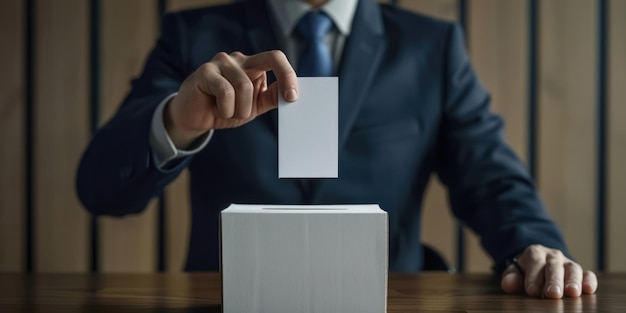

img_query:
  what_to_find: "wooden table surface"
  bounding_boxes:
[0,272,624,312]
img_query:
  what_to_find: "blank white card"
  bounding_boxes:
[278,77,338,178]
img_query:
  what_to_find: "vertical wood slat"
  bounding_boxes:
[158,193,167,272]
[456,0,467,273]
[0,0,25,272]
[25,0,35,273]
[466,0,529,273]
[89,0,101,273]
[538,0,597,270]
[99,0,159,273]
[157,0,169,273]
[607,0,626,272]
[455,0,469,274]
[596,0,608,273]
[527,0,538,179]
[396,0,458,270]
[35,0,90,272]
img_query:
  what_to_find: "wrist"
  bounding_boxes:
[164,98,207,149]
[167,127,205,150]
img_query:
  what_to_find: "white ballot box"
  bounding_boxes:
[220,204,388,313]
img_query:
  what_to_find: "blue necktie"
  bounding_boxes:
[296,11,333,77]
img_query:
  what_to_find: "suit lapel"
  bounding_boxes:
[310,0,387,202]
[336,0,386,147]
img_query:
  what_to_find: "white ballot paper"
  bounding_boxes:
[278,77,338,178]
[220,204,388,313]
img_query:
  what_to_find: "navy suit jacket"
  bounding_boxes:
[77,0,569,272]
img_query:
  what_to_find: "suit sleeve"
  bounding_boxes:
[434,24,571,269]
[76,13,191,216]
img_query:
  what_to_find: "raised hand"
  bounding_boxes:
[165,50,298,149]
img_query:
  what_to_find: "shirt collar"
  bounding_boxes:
[267,0,358,37]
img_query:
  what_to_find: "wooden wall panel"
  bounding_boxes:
[538,0,597,270]
[99,0,159,273]
[0,0,24,272]
[0,0,618,274]
[397,0,458,270]
[34,0,90,272]
[466,0,528,273]
[607,0,626,272]
[469,0,528,165]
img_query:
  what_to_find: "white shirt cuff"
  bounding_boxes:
[149,92,213,169]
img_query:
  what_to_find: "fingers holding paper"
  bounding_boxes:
[165,50,298,148]
[500,244,598,298]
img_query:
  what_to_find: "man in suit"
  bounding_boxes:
[77,0,598,298]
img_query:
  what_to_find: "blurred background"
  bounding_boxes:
[0,0,624,273]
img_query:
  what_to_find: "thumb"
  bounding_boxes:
[256,80,281,116]
[501,268,524,294]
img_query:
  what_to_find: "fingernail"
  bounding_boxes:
[285,88,297,102]
[547,285,562,296]
[566,283,580,291]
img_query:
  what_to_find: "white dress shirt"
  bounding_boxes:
[150,0,358,169]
